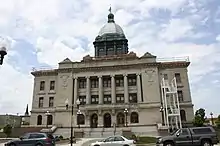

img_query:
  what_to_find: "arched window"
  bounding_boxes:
[180,110,186,121]
[47,115,53,125]
[37,115,42,125]
[130,112,139,123]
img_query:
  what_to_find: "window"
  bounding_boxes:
[180,110,186,121]
[115,78,123,87]
[47,115,53,125]
[91,95,99,104]
[114,136,125,141]
[49,97,54,107]
[99,48,104,51]
[79,79,86,88]
[91,79,98,88]
[77,114,85,125]
[116,94,124,103]
[79,96,86,105]
[37,115,42,125]
[103,78,111,87]
[192,128,212,134]
[104,95,111,104]
[163,74,168,80]
[29,133,45,139]
[177,90,184,102]
[129,93,137,103]
[175,73,181,83]
[179,129,189,135]
[40,81,45,91]
[38,97,44,108]
[50,81,55,90]
[130,112,139,123]
[128,76,137,86]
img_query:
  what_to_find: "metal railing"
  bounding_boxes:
[157,56,189,62]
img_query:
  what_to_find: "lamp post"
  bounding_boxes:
[45,111,51,128]
[0,47,7,65]
[65,99,74,146]
[76,99,81,129]
[160,106,164,125]
[210,112,214,125]
[0,37,8,65]
[124,108,128,127]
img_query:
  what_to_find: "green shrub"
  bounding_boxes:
[136,136,157,144]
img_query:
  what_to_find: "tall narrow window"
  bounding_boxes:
[103,95,111,104]
[177,90,184,102]
[40,81,45,91]
[49,97,54,107]
[79,79,86,88]
[50,81,55,90]
[79,96,86,105]
[38,97,44,108]
[128,75,137,86]
[91,95,99,104]
[37,115,42,125]
[163,74,168,80]
[175,73,181,83]
[129,93,137,103]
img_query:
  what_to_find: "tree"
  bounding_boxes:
[193,108,206,127]
[216,115,220,129]
[3,124,12,138]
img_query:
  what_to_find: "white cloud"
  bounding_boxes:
[159,18,193,42]
[0,0,219,117]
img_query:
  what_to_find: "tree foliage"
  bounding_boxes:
[193,108,206,127]
[216,115,220,129]
[3,124,12,138]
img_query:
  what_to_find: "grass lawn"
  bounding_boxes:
[136,136,157,144]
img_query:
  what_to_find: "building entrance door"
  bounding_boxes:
[103,113,111,128]
[90,114,98,128]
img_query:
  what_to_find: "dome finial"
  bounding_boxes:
[108,6,115,23]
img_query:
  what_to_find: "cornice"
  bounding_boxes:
[31,61,190,77]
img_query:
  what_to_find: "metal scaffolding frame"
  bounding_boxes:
[161,77,182,131]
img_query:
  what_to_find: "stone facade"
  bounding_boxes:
[30,53,194,131]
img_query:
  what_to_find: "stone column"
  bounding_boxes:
[86,76,91,104]
[137,73,142,103]
[111,75,116,104]
[74,77,78,105]
[98,76,103,104]
[124,74,129,103]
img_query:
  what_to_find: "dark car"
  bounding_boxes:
[5,132,55,146]
[156,126,219,146]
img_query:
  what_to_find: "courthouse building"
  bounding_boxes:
[30,10,194,136]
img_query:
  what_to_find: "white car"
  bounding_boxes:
[90,135,136,146]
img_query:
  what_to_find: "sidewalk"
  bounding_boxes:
[56,138,94,146]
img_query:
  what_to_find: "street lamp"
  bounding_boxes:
[124,108,128,127]
[76,99,81,129]
[45,111,51,128]
[0,46,7,65]
[160,106,164,125]
[210,112,214,125]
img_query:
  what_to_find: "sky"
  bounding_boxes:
[0,0,220,117]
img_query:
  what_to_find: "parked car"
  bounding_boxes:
[156,126,219,146]
[90,135,136,146]
[4,132,55,146]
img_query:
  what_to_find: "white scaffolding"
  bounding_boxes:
[160,77,182,131]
